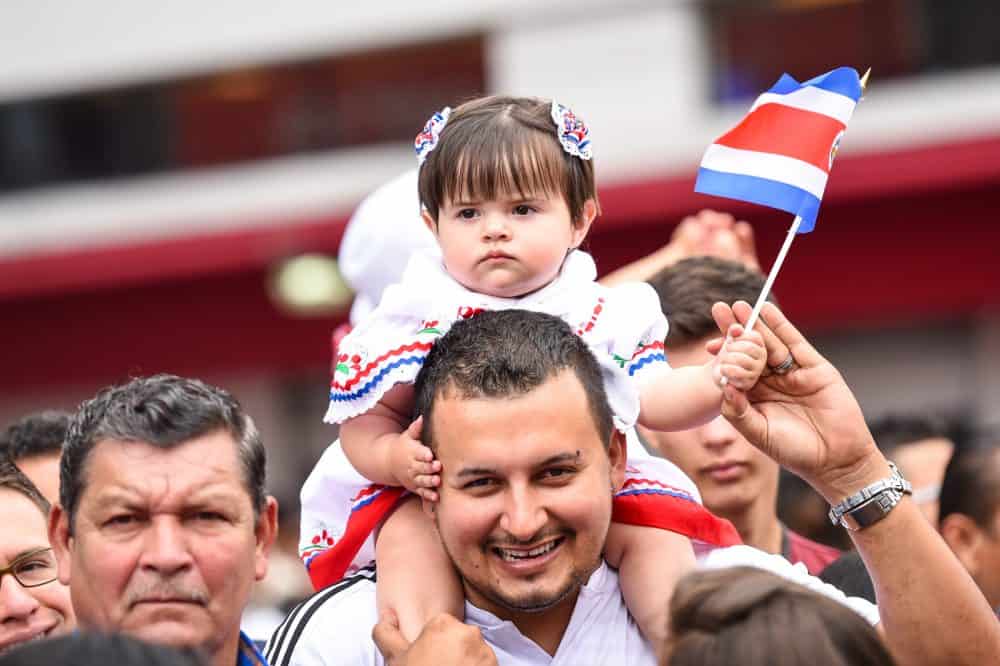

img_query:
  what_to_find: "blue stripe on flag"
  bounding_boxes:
[765,67,862,103]
[695,168,819,232]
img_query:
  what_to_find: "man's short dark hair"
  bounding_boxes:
[0,455,51,515]
[939,438,1000,530]
[0,410,70,462]
[61,374,266,530]
[646,257,773,347]
[413,310,614,447]
[869,414,954,459]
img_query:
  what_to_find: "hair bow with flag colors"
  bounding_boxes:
[695,66,864,233]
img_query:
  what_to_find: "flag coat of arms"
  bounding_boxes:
[695,67,863,232]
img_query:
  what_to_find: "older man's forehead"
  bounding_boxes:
[79,432,248,505]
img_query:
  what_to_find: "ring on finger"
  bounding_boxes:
[769,353,795,375]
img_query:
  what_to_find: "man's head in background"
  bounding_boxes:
[869,414,956,526]
[0,457,75,653]
[642,257,778,522]
[0,410,69,504]
[938,437,1000,612]
[48,375,277,666]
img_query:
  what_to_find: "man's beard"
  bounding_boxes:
[463,564,588,614]
[436,519,601,615]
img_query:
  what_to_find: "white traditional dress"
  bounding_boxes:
[300,250,740,591]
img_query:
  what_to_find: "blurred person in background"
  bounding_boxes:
[48,374,277,666]
[242,503,313,643]
[337,169,437,327]
[664,566,894,666]
[0,458,75,654]
[870,414,957,526]
[0,632,206,666]
[938,436,1000,615]
[0,410,69,504]
[599,209,760,287]
[640,257,840,574]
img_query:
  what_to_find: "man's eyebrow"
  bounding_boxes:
[538,452,583,467]
[9,546,50,564]
[455,466,499,479]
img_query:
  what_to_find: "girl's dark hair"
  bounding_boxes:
[417,95,599,224]
[665,567,895,666]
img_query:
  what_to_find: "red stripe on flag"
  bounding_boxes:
[715,103,845,174]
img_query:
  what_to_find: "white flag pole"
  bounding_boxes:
[743,214,802,333]
[718,215,801,386]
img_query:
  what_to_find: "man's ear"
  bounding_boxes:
[940,513,984,576]
[421,209,439,236]
[48,504,73,585]
[254,496,280,582]
[570,198,598,250]
[608,430,627,493]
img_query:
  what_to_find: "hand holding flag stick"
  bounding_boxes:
[696,67,869,372]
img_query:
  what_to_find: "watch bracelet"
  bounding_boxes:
[827,461,912,527]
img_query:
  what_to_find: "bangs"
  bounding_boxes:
[441,122,567,206]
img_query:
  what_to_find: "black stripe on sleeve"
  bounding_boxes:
[264,567,376,666]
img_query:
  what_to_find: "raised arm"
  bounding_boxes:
[715,300,1000,666]
[638,324,765,432]
[599,210,760,287]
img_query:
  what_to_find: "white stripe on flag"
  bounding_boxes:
[750,86,857,126]
[700,144,829,199]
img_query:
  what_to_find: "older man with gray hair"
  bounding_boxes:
[48,374,278,666]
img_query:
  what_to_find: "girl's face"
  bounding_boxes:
[424,193,596,299]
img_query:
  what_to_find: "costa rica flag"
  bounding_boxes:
[695,67,863,232]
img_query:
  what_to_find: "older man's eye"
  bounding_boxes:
[104,514,138,528]
[462,478,495,490]
[193,511,226,522]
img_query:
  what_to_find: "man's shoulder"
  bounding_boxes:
[264,567,379,666]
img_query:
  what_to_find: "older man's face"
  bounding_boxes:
[430,369,626,619]
[50,430,276,657]
[0,489,74,654]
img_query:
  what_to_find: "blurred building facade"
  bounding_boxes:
[2,0,1000,506]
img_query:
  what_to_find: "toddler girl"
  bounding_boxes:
[301,96,765,648]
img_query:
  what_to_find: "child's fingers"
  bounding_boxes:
[405,415,424,439]
[409,442,435,463]
[720,350,764,374]
[720,363,763,389]
[416,488,439,502]
[409,460,438,476]
[413,473,441,489]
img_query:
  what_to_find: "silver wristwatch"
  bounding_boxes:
[828,462,913,532]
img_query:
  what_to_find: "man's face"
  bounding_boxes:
[639,341,779,519]
[429,370,626,619]
[16,453,61,506]
[50,430,276,657]
[0,489,74,653]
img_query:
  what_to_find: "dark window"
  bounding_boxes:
[0,35,486,192]
[705,0,1000,103]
